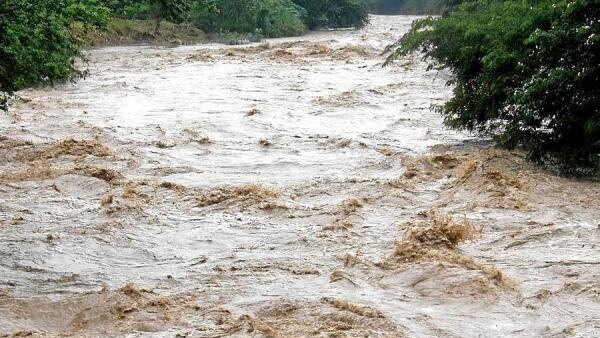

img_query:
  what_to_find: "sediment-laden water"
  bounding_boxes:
[1,15,599,338]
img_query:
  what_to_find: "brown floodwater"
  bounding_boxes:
[0,15,599,338]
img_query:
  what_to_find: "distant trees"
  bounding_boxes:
[292,0,370,29]
[101,0,189,24]
[372,0,403,14]
[105,0,370,34]
[370,0,448,15]
[387,0,600,175]
[189,0,306,38]
[150,0,190,31]
[0,0,371,110]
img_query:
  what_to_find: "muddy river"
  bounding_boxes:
[1,15,599,338]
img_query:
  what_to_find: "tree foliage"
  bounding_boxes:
[292,0,370,29]
[0,0,370,110]
[371,0,448,15]
[190,0,306,38]
[106,0,370,35]
[0,0,109,109]
[387,0,600,175]
[103,0,188,21]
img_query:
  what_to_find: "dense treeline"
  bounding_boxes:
[103,0,370,36]
[0,0,370,108]
[0,0,109,109]
[388,0,599,175]
[3,0,598,176]
[370,0,448,15]
[293,0,370,29]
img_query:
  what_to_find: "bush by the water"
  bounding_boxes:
[387,0,599,175]
[293,0,370,29]
[190,0,306,38]
[103,0,190,22]
[370,0,448,15]
[0,0,109,109]
[105,0,370,36]
[0,0,370,109]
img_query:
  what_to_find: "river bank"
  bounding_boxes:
[72,19,207,48]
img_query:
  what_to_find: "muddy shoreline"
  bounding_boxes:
[1,16,599,338]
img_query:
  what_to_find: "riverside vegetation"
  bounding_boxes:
[1,0,599,175]
[0,0,370,106]
[371,0,451,14]
[386,0,599,175]
[1,7,599,338]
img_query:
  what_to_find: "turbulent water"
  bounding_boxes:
[1,16,599,338]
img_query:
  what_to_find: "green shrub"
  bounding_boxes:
[292,0,370,29]
[107,0,369,38]
[0,0,109,109]
[104,0,190,23]
[190,0,305,38]
[191,0,370,34]
[387,0,599,175]
[262,0,306,37]
[399,0,448,14]
[103,0,151,19]
[371,0,448,15]
[122,2,153,19]
[0,0,371,110]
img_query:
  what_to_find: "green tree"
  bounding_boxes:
[292,0,370,29]
[371,0,448,15]
[190,0,306,38]
[104,0,370,37]
[0,0,109,110]
[151,0,190,31]
[387,0,599,175]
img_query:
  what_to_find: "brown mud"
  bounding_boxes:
[1,15,599,338]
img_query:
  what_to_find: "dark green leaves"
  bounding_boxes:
[0,0,109,95]
[292,0,370,29]
[105,0,370,36]
[387,0,600,175]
